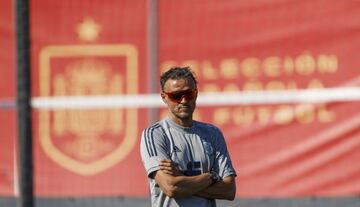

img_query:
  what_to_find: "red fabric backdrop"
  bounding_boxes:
[0,0,17,196]
[157,0,360,196]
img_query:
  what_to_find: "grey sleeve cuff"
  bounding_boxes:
[147,165,161,178]
[222,170,237,178]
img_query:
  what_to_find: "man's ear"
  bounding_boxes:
[161,93,167,104]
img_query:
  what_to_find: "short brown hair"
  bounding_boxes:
[160,66,198,91]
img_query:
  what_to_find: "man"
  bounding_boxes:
[140,66,236,207]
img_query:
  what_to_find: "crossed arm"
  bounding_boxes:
[153,159,236,200]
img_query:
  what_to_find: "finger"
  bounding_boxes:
[160,159,171,162]
[159,163,171,168]
[160,160,172,165]
[159,162,172,167]
[160,166,173,171]
[161,169,174,175]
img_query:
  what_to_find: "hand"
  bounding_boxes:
[159,159,183,176]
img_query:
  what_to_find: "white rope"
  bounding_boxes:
[31,87,360,109]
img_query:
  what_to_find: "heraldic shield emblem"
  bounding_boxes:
[38,44,138,176]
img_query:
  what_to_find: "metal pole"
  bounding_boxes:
[14,0,34,207]
[147,0,159,125]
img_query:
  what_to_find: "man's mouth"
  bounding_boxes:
[178,106,190,111]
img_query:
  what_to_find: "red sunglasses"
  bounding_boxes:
[163,89,198,103]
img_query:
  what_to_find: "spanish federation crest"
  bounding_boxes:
[38,43,138,176]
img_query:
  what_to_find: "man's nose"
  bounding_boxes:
[179,95,188,103]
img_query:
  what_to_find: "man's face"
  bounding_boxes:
[161,77,197,122]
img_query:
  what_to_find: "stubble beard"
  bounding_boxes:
[171,106,194,122]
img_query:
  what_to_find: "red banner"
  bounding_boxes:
[30,0,149,196]
[0,0,17,196]
[157,0,360,196]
